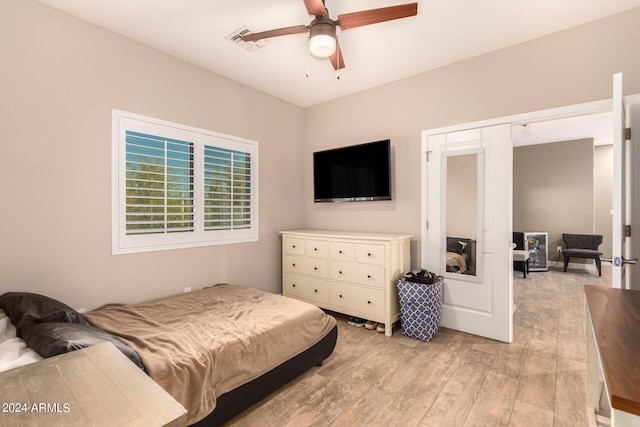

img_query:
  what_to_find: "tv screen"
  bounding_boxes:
[313,139,391,202]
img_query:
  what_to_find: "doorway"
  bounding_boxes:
[422,88,639,341]
[512,112,614,274]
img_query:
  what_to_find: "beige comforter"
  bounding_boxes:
[84,284,336,424]
[446,251,467,273]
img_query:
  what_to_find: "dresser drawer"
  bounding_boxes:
[305,239,329,258]
[355,243,386,265]
[283,273,329,305]
[284,237,305,255]
[329,261,385,288]
[330,283,385,318]
[281,230,411,338]
[330,242,355,261]
[284,255,328,278]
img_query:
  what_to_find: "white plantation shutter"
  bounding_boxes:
[112,111,258,254]
[125,131,195,235]
[204,146,252,231]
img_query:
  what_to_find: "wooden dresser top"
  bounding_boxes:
[585,285,640,416]
[280,229,413,241]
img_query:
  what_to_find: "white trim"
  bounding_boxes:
[440,147,485,284]
[420,94,640,343]
[111,109,259,255]
[422,94,640,261]
[422,98,613,139]
[423,92,640,328]
[422,97,616,238]
[612,73,625,288]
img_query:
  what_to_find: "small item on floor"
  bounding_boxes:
[364,320,377,330]
[347,317,366,327]
[376,323,385,333]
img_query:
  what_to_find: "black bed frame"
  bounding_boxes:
[190,325,338,426]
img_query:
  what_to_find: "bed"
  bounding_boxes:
[0,285,338,426]
[445,236,474,274]
[0,308,43,370]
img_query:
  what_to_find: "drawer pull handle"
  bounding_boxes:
[368,253,372,257]
[367,275,371,279]
[314,289,318,293]
[367,300,371,304]
[314,267,318,271]
[339,250,343,254]
[314,247,318,251]
[339,271,343,274]
[292,284,296,287]
[339,294,343,298]
[292,263,296,267]
[292,245,296,248]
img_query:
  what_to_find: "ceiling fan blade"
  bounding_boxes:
[239,25,308,42]
[338,3,418,31]
[329,40,345,70]
[303,0,328,17]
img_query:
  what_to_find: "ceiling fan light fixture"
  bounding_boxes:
[308,21,336,58]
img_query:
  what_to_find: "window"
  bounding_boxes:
[112,110,258,254]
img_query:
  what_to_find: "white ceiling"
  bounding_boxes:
[37,0,640,107]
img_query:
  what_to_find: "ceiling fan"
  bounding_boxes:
[239,0,418,70]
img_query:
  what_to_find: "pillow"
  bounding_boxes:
[20,322,146,372]
[446,239,463,254]
[0,292,87,337]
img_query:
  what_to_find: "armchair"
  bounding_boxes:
[562,233,604,276]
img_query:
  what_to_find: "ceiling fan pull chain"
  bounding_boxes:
[305,50,310,78]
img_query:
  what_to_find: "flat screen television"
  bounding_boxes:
[313,139,391,202]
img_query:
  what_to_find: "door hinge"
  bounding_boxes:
[626,127,631,140]
[425,151,431,161]
[625,224,632,237]
[425,220,429,230]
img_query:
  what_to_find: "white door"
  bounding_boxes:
[629,95,640,290]
[612,73,639,289]
[422,124,513,343]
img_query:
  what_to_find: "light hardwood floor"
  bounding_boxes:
[226,264,611,427]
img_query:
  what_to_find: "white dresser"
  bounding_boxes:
[280,229,411,336]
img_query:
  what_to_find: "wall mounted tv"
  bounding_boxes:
[313,139,391,202]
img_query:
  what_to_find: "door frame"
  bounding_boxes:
[422,94,638,339]
[630,100,640,290]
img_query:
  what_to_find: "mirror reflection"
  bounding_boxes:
[445,153,479,276]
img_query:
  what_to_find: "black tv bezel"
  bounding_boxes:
[313,139,391,203]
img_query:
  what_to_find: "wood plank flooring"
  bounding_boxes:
[225,265,611,426]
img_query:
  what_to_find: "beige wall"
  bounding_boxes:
[0,1,306,310]
[2,1,639,310]
[513,139,594,267]
[303,7,640,266]
[513,141,613,269]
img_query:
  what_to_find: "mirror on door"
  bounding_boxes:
[442,149,484,281]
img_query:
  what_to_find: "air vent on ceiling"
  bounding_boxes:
[226,26,270,52]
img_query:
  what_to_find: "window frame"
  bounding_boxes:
[111,110,258,254]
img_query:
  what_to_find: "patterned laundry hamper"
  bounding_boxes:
[396,270,443,341]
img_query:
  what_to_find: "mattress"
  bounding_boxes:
[84,284,337,425]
